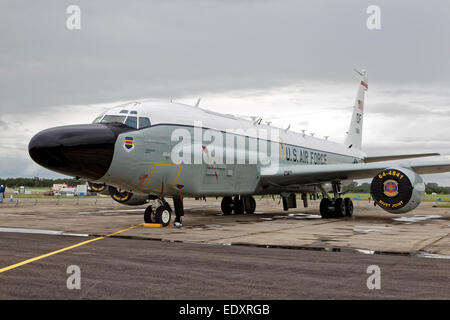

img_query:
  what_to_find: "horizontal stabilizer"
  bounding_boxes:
[364,153,440,163]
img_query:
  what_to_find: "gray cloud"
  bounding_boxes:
[368,103,450,117]
[1,0,450,115]
[0,117,7,129]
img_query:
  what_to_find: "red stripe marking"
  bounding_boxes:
[202,145,219,182]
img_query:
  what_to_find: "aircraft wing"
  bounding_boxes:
[260,160,450,186]
[363,152,439,163]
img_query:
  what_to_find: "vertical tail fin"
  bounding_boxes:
[344,69,368,150]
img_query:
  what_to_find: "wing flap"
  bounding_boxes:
[364,152,439,163]
[410,160,450,174]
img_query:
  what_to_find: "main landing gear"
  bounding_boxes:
[144,197,185,227]
[319,181,353,219]
[319,197,354,218]
[221,196,256,215]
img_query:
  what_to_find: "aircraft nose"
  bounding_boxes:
[29,124,131,180]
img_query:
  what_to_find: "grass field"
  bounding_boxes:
[343,192,450,202]
[3,187,93,199]
[2,194,97,199]
[2,191,449,202]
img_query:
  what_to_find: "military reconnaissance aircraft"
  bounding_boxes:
[28,70,450,227]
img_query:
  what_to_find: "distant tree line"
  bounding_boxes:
[0,177,87,188]
[344,181,450,194]
[423,182,450,194]
[1,178,449,194]
[343,182,371,193]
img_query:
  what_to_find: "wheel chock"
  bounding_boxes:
[143,223,163,228]
[143,222,173,228]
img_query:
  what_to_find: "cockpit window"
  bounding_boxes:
[100,115,126,125]
[92,116,103,124]
[139,117,151,129]
[95,111,148,130]
[125,116,138,129]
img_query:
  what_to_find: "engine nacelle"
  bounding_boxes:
[88,182,108,194]
[108,186,149,206]
[370,168,425,214]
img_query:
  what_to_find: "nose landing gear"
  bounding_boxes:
[143,198,172,227]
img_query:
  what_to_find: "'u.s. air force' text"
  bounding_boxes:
[281,145,327,164]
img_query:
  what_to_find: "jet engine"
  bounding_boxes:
[108,186,149,206]
[370,168,425,214]
[88,182,107,193]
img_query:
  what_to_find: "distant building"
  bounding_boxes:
[52,183,68,193]
[76,184,88,196]
[59,187,76,196]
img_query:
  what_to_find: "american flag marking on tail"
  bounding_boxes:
[358,99,364,110]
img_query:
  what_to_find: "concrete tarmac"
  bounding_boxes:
[0,197,449,299]
[0,232,449,299]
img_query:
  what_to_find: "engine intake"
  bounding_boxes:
[109,186,149,206]
[88,182,106,193]
[370,168,425,214]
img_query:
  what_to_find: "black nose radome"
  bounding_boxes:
[29,124,133,180]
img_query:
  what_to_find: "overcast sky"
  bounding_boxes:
[1,0,450,184]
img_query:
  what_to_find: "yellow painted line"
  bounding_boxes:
[0,223,143,274]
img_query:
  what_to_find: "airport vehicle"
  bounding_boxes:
[28,70,450,226]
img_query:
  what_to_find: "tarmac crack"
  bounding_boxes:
[419,232,449,252]
[194,219,357,243]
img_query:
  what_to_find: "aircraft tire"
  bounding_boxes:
[334,198,345,218]
[233,196,245,215]
[320,198,332,218]
[344,198,353,217]
[144,206,153,223]
[221,197,233,215]
[155,205,171,227]
[245,196,256,214]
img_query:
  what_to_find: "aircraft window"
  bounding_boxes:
[130,111,138,114]
[100,115,126,125]
[139,117,151,129]
[125,116,138,129]
[119,110,129,114]
[92,116,103,123]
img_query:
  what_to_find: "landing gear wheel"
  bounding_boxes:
[155,205,171,227]
[320,198,332,218]
[221,197,233,215]
[233,196,244,215]
[334,198,345,218]
[245,196,256,214]
[344,198,353,217]
[144,206,153,223]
